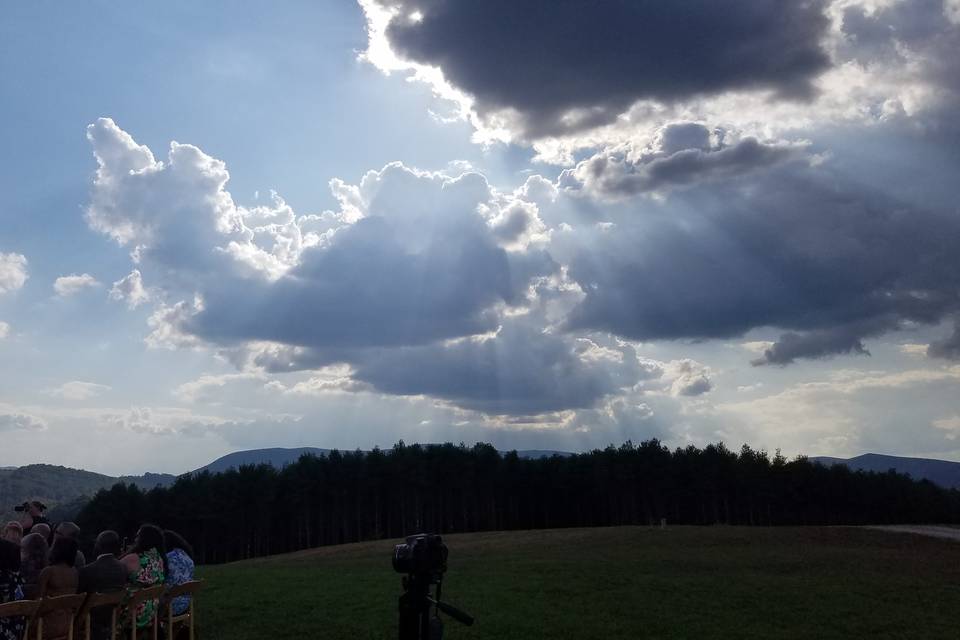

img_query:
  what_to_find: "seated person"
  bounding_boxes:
[0,539,26,640]
[1,522,21,545]
[52,521,86,567]
[37,538,80,638]
[79,531,129,640]
[30,523,51,545]
[162,530,195,615]
[19,532,48,599]
[120,525,166,629]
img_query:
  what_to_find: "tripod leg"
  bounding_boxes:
[398,591,420,640]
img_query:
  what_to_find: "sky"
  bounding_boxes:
[1,0,959,476]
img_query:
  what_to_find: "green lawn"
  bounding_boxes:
[194,526,960,639]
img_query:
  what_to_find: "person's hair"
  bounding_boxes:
[21,532,49,567]
[162,530,194,560]
[31,522,51,543]
[4,521,23,536]
[55,521,81,541]
[0,539,20,572]
[134,524,168,574]
[94,530,121,557]
[49,537,78,568]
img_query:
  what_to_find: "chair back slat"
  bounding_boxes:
[77,590,125,618]
[127,585,164,608]
[76,591,125,640]
[36,593,88,616]
[127,585,164,640]
[163,580,204,599]
[0,598,40,618]
[33,593,88,640]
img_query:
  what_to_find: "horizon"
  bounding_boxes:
[3,1,960,476]
[6,443,960,480]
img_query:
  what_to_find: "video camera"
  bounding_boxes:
[393,533,473,640]
[13,501,46,513]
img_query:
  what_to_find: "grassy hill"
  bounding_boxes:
[195,526,960,639]
[0,464,174,523]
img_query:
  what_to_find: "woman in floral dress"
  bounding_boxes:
[121,525,167,629]
[0,539,25,640]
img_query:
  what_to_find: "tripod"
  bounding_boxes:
[398,573,474,640]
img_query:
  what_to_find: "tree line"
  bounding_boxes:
[75,441,960,564]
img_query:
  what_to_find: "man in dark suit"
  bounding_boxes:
[78,531,129,640]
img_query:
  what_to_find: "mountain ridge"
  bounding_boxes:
[6,449,956,524]
[811,453,960,489]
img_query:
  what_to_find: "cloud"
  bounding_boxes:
[50,381,111,401]
[0,413,47,432]
[899,343,930,357]
[715,365,960,456]
[173,372,266,403]
[363,0,831,139]
[563,123,802,198]
[751,323,873,366]
[109,269,150,309]
[53,273,101,297]
[0,253,28,294]
[664,359,713,397]
[88,121,680,416]
[928,320,960,360]
[0,321,9,339]
[561,160,960,365]
[98,406,240,436]
[348,320,641,414]
[934,415,960,439]
[86,121,556,354]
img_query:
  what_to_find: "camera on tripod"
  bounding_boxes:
[393,533,447,581]
[393,533,473,640]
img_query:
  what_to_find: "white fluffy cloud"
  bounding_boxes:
[0,321,9,339]
[53,273,101,297]
[0,253,28,294]
[109,269,150,309]
[715,365,960,457]
[664,359,714,398]
[50,381,111,401]
[0,412,47,432]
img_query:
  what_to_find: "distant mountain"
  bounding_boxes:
[514,450,573,459]
[0,464,175,523]
[191,446,573,475]
[812,453,960,489]
[191,447,331,475]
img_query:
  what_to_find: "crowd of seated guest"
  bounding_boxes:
[0,502,196,640]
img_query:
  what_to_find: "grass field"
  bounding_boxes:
[194,526,960,639]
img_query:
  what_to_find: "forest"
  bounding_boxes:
[75,440,960,564]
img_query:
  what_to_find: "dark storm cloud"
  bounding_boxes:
[564,123,800,197]
[349,322,639,414]
[751,324,874,366]
[928,321,960,360]
[563,164,960,363]
[378,0,831,137]
[185,216,555,349]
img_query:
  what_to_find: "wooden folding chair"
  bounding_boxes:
[75,591,125,640]
[126,586,164,640]
[0,599,39,640]
[32,593,88,640]
[161,581,203,640]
